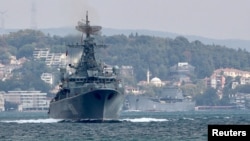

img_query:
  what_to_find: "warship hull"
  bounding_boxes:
[49,89,124,120]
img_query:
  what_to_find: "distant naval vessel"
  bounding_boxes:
[48,12,125,121]
[123,87,195,112]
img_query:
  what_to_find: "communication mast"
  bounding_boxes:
[30,0,37,29]
[0,11,7,32]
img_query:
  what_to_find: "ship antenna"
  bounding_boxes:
[86,11,89,25]
[86,11,90,38]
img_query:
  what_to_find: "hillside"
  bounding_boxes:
[2,27,250,51]
[96,34,250,81]
[0,29,250,92]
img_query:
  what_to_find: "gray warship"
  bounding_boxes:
[123,87,195,112]
[48,12,124,121]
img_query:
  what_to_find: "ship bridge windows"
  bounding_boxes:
[69,78,75,81]
[69,78,86,82]
[69,77,116,84]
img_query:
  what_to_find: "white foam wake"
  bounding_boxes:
[122,117,168,122]
[1,118,62,124]
[1,118,168,123]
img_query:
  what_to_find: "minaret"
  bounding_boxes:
[147,69,151,84]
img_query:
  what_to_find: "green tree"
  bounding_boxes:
[195,88,219,106]
[0,61,51,92]
[17,44,35,59]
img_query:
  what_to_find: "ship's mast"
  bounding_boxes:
[68,11,102,76]
[85,11,90,38]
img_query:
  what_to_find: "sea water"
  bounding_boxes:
[0,110,250,141]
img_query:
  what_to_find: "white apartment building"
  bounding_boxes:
[41,73,53,85]
[4,90,49,111]
[33,48,50,59]
[0,91,5,111]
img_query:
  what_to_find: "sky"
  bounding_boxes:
[0,0,249,40]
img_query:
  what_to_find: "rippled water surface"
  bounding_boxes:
[0,110,250,141]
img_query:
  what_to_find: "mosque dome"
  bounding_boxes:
[150,77,162,87]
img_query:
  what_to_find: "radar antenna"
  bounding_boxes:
[75,11,102,40]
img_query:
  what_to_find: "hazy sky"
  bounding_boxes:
[0,0,249,40]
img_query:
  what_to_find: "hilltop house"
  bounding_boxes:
[205,68,250,89]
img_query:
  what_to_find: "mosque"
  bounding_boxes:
[137,69,167,87]
[128,62,195,94]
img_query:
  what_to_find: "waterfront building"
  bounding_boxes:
[4,90,49,111]
[0,91,5,111]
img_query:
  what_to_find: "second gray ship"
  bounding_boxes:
[123,87,195,112]
[48,12,125,121]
